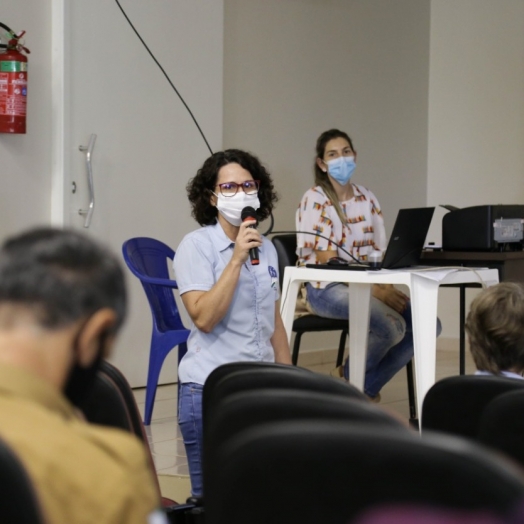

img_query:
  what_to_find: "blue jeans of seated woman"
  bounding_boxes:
[306,282,442,398]
[178,382,204,497]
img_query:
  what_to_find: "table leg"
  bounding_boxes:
[348,283,371,391]
[280,274,301,345]
[459,285,466,375]
[410,276,440,426]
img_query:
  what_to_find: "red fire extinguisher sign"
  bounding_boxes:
[0,31,29,134]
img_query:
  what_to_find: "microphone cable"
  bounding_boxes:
[114,0,213,156]
[269,230,364,265]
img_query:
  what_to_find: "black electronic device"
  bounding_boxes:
[442,205,524,251]
[327,257,350,266]
[306,207,435,271]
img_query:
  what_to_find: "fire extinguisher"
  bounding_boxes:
[0,24,30,134]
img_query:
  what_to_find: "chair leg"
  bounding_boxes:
[336,330,348,368]
[406,359,417,422]
[292,332,303,366]
[144,348,171,426]
[144,362,161,426]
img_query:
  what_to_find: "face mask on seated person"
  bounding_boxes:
[213,192,260,227]
[326,156,356,186]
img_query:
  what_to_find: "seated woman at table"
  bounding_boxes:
[466,282,524,379]
[174,149,291,497]
[296,128,441,401]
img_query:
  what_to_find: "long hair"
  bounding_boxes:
[314,129,355,225]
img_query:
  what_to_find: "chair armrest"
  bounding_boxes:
[139,275,179,288]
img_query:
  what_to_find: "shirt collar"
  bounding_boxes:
[475,370,524,380]
[0,363,77,419]
[208,222,234,252]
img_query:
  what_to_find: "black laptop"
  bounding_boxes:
[306,207,435,271]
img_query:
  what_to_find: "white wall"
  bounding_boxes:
[0,1,53,238]
[428,0,524,340]
[224,0,524,353]
[1,1,224,387]
[224,0,430,233]
[3,1,524,358]
[224,0,431,351]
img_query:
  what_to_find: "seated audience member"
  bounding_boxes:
[465,282,524,379]
[0,228,166,524]
[296,128,441,401]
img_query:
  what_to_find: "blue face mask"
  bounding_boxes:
[326,156,356,185]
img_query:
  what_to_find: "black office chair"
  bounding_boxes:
[0,436,46,524]
[271,234,349,366]
[204,389,409,503]
[79,361,203,524]
[203,362,367,431]
[205,421,524,524]
[202,362,368,496]
[272,233,417,422]
[421,374,524,439]
[478,389,524,469]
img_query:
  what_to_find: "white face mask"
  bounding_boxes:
[214,191,261,226]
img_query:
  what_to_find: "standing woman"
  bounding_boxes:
[297,129,438,400]
[174,149,291,497]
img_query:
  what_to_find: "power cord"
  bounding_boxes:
[114,0,213,156]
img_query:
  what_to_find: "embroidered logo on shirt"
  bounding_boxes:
[268,266,278,290]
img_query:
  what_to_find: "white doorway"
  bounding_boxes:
[53,0,223,386]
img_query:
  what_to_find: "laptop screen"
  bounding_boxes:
[381,207,435,269]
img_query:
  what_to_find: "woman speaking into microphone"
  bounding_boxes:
[174,149,291,497]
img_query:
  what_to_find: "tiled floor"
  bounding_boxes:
[132,346,475,502]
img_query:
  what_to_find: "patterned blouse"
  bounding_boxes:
[296,184,386,289]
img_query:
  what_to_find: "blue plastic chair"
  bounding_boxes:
[122,237,190,425]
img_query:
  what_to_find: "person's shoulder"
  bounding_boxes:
[177,225,216,252]
[301,186,328,202]
[179,225,208,244]
[83,424,150,466]
[353,183,374,196]
[353,184,381,204]
[262,236,277,255]
[0,412,159,522]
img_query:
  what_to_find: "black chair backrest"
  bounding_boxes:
[0,436,46,524]
[421,375,524,438]
[206,421,524,524]
[79,360,146,441]
[478,389,524,469]
[78,361,166,503]
[203,362,314,427]
[271,234,298,288]
[203,363,366,430]
[204,388,407,497]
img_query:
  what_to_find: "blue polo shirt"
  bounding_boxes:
[174,222,280,385]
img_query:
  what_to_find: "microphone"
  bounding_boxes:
[241,206,260,265]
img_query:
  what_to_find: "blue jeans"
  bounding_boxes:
[306,283,442,397]
[178,383,204,497]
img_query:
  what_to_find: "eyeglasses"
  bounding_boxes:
[215,180,260,197]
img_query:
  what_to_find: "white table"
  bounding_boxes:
[280,266,499,420]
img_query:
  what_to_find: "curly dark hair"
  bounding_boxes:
[187,149,278,226]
